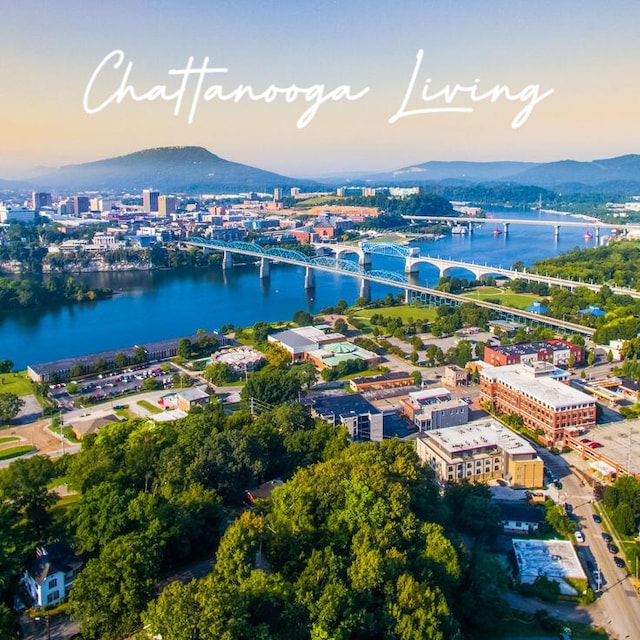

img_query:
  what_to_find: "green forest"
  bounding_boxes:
[0,391,506,640]
[0,276,111,310]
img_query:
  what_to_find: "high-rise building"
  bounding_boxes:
[157,195,177,216]
[273,188,282,201]
[72,196,90,215]
[31,192,52,211]
[142,189,160,213]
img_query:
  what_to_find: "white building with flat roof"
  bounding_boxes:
[416,418,544,488]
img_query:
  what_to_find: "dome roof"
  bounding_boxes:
[324,342,357,354]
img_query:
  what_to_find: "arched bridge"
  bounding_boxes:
[183,237,598,336]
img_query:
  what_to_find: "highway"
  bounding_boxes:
[542,450,640,640]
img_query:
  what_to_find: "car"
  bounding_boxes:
[575,531,585,543]
[592,513,602,523]
[608,543,619,554]
[580,438,591,443]
[613,556,626,568]
[588,441,603,448]
[602,532,613,543]
[565,503,573,514]
[554,480,563,489]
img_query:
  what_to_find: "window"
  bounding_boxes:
[47,591,60,604]
[48,578,57,588]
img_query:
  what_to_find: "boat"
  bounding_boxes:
[584,229,593,240]
[451,224,467,235]
[492,225,503,236]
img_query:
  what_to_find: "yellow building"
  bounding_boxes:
[416,418,544,489]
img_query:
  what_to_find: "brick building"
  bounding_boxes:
[479,361,597,446]
[483,339,584,368]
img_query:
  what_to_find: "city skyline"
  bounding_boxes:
[2,0,640,177]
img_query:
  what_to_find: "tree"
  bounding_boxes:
[0,393,24,422]
[293,310,314,326]
[177,338,192,359]
[607,350,614,363]
[252,321,271,344]
[114,352,128,370]
[0,360,12,374]
[411,370,422,386]
[0,455,57,540]
[611,502,636,536]
[587,349,596,366]
[264,343,291,368]
[204,362,238,385]
[143,581,201,640]
[70,533,160,639]
[141,377,161,391]
[333,318,348,334]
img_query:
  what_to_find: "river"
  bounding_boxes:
[1,208,602,369]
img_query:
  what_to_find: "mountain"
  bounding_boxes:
[22,147,321,193]
[363,155,640,191]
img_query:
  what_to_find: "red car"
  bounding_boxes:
[588,441,603,449]
[581,438,591,444]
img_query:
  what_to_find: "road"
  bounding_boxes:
[541,450,640,640]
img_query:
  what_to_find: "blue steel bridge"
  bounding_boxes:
[184,237,601,337]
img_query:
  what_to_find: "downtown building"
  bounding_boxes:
[416,418,544,488]
[479,361,596,446]
[483,339,584,368]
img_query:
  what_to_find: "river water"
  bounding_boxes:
[1,208,601,369]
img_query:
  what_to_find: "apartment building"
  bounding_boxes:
[479,361,596,446]
[416,418,544,488]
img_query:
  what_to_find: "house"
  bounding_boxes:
[175,387,210,412]
[443,365,469,387]
[71,414,120,440]
[497,502,545,534]
[23,541,82,607]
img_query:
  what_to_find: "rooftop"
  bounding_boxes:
[487,340,574,357]
[312,393,380,418]
[423,418,537,456]
[512,539,586,595]
[481,362,595,410]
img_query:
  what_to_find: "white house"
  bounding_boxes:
[23,541,82,607]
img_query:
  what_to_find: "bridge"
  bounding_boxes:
[184,237,597,336]
[401,215,625,241]
[312,241,640,299]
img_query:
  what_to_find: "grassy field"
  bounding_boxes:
[0,370,33,396]
[355,305,438,328]
[0,445,36,460]
[137,399,162,414]
[0,436,20,444]
[461,287,542,310]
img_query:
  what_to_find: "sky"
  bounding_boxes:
[1,0,639,177]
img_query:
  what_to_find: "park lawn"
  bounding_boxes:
[0,436,20,444]
[137,399,162,414]
[461,287,541,310]
[355,305,438,326]
[0,370,33,396]
[0,445,36,461]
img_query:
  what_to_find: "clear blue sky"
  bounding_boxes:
[1,0,639,176]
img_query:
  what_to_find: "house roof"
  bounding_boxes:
[72,414,119,438]
[28,541,82,585]
[177,387,210,402]
[497,501,545,524]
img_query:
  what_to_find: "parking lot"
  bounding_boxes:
[48,363,180,410]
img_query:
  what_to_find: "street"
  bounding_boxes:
[540,449,640,640]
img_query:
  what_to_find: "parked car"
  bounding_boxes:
[613,556,626,568]
[575,531,585,543]
[602,532,613,542]
[592,513,602,523]
[554,480,563,489]
[588,441,603,448]
[608,543,619,554]
[580,438,591,444]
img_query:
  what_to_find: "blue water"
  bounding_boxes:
[0,208,600,369]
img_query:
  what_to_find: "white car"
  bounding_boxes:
[575,531,585,543]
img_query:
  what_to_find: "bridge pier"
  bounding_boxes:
[405,289,412,304]
[222,250,233,270]
[554,225,560,239]
[304,266,315,289]
[468,222,473,234]
[259,257,271,278]
[357,242,373,266]
[503,222,510,235]
[404,257,419,274]
[359,278,370,301]
[595,227,600,242]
